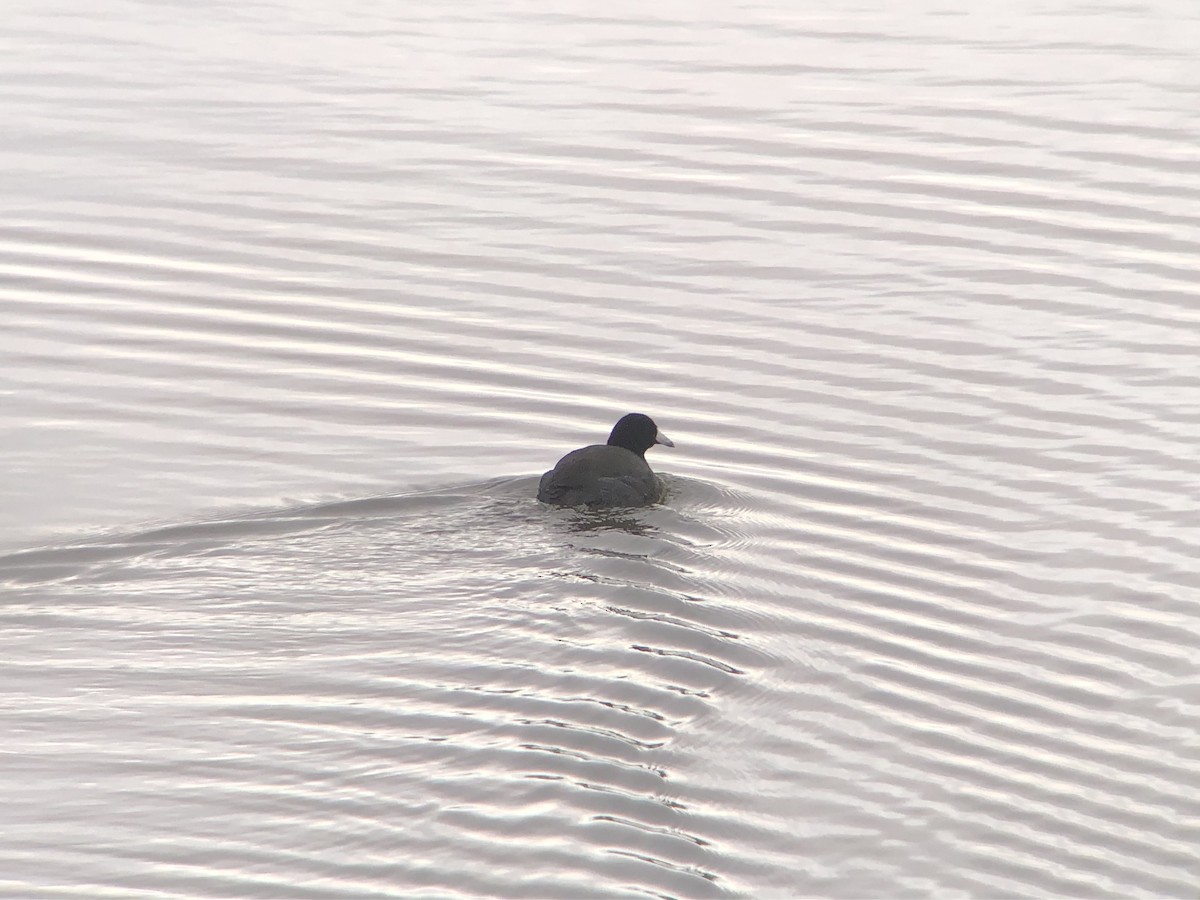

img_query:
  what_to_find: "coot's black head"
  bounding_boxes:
[607,413,674,457]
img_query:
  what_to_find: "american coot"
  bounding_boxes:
[537,413,674,508]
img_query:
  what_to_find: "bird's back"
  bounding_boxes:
[537,444,660,508]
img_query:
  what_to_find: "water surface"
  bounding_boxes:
[2,1,1198,897]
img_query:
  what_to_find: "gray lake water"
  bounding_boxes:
[3,2,1199,897]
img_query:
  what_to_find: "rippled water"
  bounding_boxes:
[3,1,1199,897]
